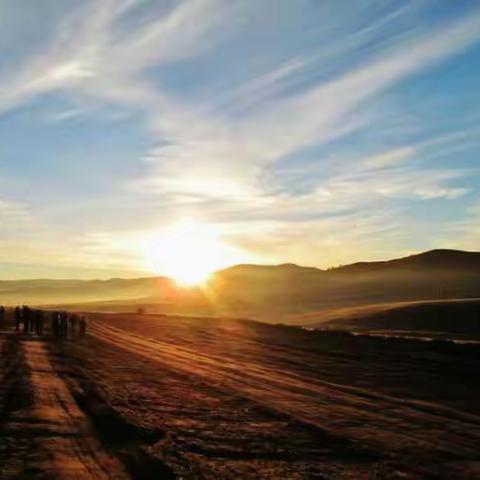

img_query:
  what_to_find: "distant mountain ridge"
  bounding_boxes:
[331,249,480,274]
[217,262,322,277]
[1,249,480,322]
[210,249,480,323]
[219,249,480,276]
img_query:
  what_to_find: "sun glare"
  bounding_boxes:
[143,220,246,286]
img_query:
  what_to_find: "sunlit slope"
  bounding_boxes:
[307,298,480,335]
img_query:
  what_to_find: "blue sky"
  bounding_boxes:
[0,0,479,279]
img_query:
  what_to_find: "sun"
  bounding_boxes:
[143,220,246,286]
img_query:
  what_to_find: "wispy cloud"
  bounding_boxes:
[0,200,29,223]
[438,202,480,253]
[125,3,480,214]
[0,0,479,274]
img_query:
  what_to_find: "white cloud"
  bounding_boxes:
[2,1,479,182]
[362,147,415,169]
[0,200,30,227]
[125,4,480,211]
[0,1,479,274]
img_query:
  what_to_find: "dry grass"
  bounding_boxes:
[47,313,480,479]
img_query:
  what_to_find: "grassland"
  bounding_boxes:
[38,312,480,479]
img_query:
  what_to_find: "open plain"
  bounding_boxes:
[1,311,479,479]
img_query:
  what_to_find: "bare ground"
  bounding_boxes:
[48,314,480,478]
[0,331,127,479]
[2,312,480,479]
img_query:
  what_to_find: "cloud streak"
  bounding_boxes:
[0,0,479,274]
[128,3,480,211]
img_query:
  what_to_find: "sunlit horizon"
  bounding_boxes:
[142,220,253,286]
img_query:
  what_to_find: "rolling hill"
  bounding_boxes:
[306,298,480,337]
[2,249,480,324]
[211,249,480,321]
[332,248,480,274]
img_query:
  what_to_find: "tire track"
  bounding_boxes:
[1,332,127,479]
[90,319,480,459]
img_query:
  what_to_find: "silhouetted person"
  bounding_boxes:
[32,310,38,334]
[30,307,35,333]
[69,314,79,339]
[23,306,30,333]
[15,306,22,331]
[40,312,45,336]
[36,310,44,335]
[51,312,60,338]
[59,313,64,339]
[0,306,5,324]
[64,312,69,338]
[79,317,87,339]
[59,312,68,339]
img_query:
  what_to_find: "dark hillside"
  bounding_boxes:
[332,249,480,274]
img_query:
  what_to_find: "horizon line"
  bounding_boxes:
[0,247,476,283]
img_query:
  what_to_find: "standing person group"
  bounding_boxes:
[14,306,87,340]
[14,306,45,335]
[49,311,87,340]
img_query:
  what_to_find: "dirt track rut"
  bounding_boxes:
[0,332,127,479]
[90,319,480,459]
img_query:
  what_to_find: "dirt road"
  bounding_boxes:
[0,330,127,479]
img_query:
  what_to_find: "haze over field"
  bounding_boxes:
[2,249,480,326]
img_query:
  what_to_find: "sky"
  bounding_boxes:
[0,0,480,279]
